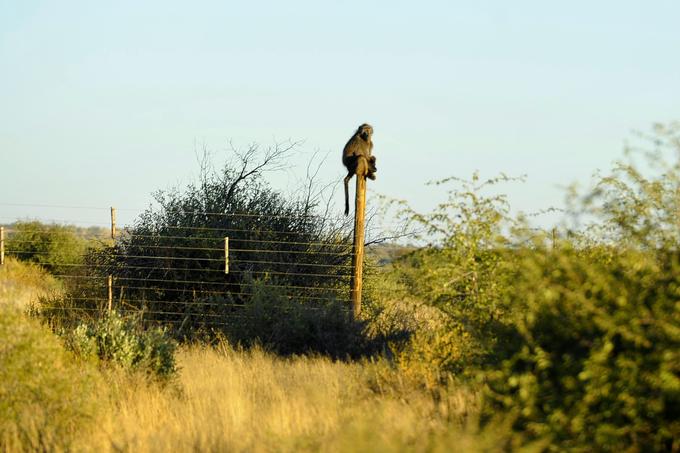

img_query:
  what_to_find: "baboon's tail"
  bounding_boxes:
[344,180,350,216]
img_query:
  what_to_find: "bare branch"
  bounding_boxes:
[223,140,302,203]
[365,231,420,247]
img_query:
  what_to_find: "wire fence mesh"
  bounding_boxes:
[1,203,367,331]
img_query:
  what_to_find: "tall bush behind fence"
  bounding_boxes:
[78,146,356,331]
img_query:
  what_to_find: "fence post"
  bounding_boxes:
[110,207,117,240]
[224,237,229,274]
[350,156,368,319]
[107,275,113,312]
[0,226,4,266]
[109,207,116,313]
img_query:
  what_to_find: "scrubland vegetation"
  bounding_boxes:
[1,276,519,452]
[1,123,679,452]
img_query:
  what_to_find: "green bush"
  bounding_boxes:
[63,311,177,380]
[80,144,353,335]
[223,278,369,357]
[484,246,679,450]
[481,124,680,450]
[0,306,102,452]
[384,173,525,376]
[577,122,680,250]
[384,123,680,450]
[6,221,89,274]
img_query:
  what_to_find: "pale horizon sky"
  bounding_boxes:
[1,1,679,229]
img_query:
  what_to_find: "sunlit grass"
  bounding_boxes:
[0,257,527,452]
[0,305,103,452]
[0,257,63,309]
[84,344,525,453]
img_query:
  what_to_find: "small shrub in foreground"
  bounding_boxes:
[63,311,177,380]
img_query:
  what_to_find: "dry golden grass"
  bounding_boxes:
[1,258,531,452]
[0,257,63,309]
[78,344,530,453]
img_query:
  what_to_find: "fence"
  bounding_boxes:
[0,203,370,331]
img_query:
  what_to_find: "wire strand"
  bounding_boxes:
[6,252,354,270]
[5,231,353,247]
[106,286,343,301]
[5,242,351,256]
[51,274,346,292]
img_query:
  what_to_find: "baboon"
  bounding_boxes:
[342,123,377,216]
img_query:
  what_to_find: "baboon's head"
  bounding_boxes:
[357,123,373,141]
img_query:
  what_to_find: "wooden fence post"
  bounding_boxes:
[224,237,229,274]
[109,207,116,313]
[350,156,368,319]
[110,207,117,240]
[107,275,113,312]
[0,226,4,266]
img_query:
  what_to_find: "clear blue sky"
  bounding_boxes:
[1,1,679,228]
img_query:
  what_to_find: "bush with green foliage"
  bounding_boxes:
[577,122,680,250]
[0,306,102,451]
[481,123,680,450]
[79,145,354,335]
[224,278,369,357]
[484,245,679,450]
[63,311,177,380]
[385,123,680,450]
[384,173,525,377]
[6,221,89,274]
